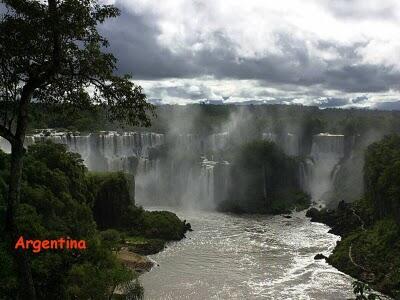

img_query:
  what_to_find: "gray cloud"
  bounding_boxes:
[316,97,350,108]
[323,0,398,20]
[352,95,369,103]
[97,0,400,107]
[2,0,398,108]
[148,83,214,100]
[100,3,199,79]
[373,101,400,110]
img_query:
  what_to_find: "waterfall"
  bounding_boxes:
[299,158,314,193]
[175,132,229,154]
[0,130,164,173]
[200,158,216,209]
[133,132,231,210]
[283,133,300,156]
[311,133,344,160]
[262,131,347,204]
[262,132,299,156]
[208,132,229,151]
[306,133,345,205]
[0,130,231,210]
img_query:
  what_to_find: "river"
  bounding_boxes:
[140,208,356,300]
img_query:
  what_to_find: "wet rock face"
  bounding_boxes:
[306,207,336,226]
[117,249,154,273]
[314,253,327,260]
[306,202,362,237]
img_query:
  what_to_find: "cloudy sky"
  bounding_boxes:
[100,0,400,109]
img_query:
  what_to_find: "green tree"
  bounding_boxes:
[364,135,400,224]
[0,1,153,298]
[0,142,140,299]
[224,140,309,213]
[351,281,382,300]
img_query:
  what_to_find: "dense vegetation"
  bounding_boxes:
[88,172,135,230]
[309,135,400,299]
[220,140,310,213]
[364,135,400,224]
[0,142,189,299]
[1,0,155,296]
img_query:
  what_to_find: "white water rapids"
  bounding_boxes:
[139,208,356,300]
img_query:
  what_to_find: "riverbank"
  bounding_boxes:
[307,201,400,299]
[117,248,154,273]
[116,221,192,273]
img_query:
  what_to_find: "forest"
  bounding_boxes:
[0,142,190,299]
[308,135,400,298]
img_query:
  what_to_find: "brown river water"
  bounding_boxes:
[140,208,359,300]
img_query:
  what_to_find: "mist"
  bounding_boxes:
[0,105,396,212]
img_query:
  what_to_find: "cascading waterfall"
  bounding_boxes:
[200,158,216,209]
[283,133,300,156]
[0,130,165,204]
[263,131,347,204]
[136,134,231,210]
[299,158,314,193]
[175,132,229,153]
[0,130,230,210]
[305,133,345,204]
[1,129,164,172]
[0,129,349,208]
[262,132,299,156]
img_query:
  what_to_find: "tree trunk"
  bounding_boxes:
[5,83,36,299]
[6,141,37,300]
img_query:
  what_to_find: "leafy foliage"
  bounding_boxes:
[137,211,188,240]
[88,172,133,229]
[327,136,400,299]
[364,135,400,224]
[0,142,137,299]
[88,172,189,240]
[0,0,154,130]
[351,281,382,300]
[1,1,154,297]
[221,140,309,213]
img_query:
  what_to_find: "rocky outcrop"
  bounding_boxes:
[117,248,154,273]
[306,201,362,236]
[314,253,327,260]
[127,239,165,256]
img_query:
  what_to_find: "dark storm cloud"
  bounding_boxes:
[193,32,326,86]
[99,2,200,79]
[324,65,400,93]
[99,0,400,98]
[373,101,400,111]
